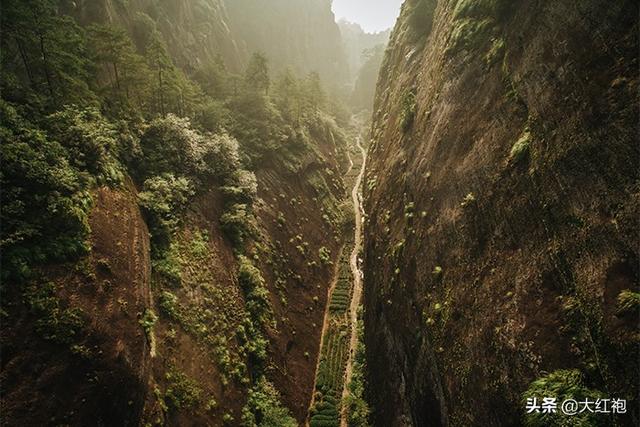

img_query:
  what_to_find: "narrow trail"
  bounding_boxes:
[306,143,357,427]
[340,137,366,427]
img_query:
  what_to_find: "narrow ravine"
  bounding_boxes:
[307,135,366,427]
[340,137,366,427]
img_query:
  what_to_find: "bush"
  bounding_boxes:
[220,203,252,247]
[138,173,194,254]
[617,290,640,315]
[137,114,245,185]
[45,105,124,185]
[241,376,297,427]
[399,90,417,132]
[510,129,531,162]
[165,368,202,409]
[24,282,85,345]
[238,256,271,326]
[319,247,332,264]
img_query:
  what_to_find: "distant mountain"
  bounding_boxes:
[338,19,390,84]
[224,0,350,91]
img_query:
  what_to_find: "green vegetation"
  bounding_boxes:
[241,376,297,427]
[24,282,85,345]
[399,90,417,133]
[510,129,531,163]
[522,370,602,427]
[165,368,203,410]
[2,1,352,422]
[446,0,510,57]
[345,314,372,426]
[617,290,640,315]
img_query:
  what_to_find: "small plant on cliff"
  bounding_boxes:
[399,89,417,133]
[220,203,253,247]
[319,246,332,264]
[165,368,203,409]
[24,282,86,345]
[617,290,640,315]
[510,129,531,163]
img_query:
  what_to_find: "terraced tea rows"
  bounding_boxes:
[308,140,365,427]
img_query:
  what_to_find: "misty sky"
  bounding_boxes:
[332,0,404,33]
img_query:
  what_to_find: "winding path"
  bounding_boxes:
[340,137,366,427]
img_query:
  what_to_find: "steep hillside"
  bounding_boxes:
[0,0,354,425]
[364,0,639,425]
[65,0,245,72]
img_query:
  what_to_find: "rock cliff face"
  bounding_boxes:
[363,0,639,425]
[66,0,245,72]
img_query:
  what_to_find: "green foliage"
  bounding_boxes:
[617,290,640,315]
[0,102,93,281]
[152,242,183,286]
[45,105,124,185]
[165,368,203,409]
[159,291,180,318]
[245,53,270,95]
[319,247,332,264]
[407,0,437,39]
[522,370,602,427]
[24,282,85,345]
[138,173,194,253]
[399,90,417,132]
[241,376,297,427]
[453,0,510,20]
[237,256,272,327]
[510,129,531,162]
[88,24,152,112]
[447,18,494,56]
[220,204,253,247]
[1,0,93,106]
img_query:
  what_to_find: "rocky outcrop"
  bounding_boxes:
[363,0,639,425]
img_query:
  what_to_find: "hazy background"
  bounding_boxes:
[332,0,403,33]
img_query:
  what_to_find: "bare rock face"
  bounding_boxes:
[363,0,639,425]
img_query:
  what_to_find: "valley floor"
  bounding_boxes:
[307,136,367,427]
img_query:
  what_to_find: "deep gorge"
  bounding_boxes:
[1,0,638,426]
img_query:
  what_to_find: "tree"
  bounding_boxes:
[145,31,173,116]
[88,24,152,110]
[245,52,270,95]
[0,0,92,106]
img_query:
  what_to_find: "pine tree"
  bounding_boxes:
[245,52,270,95]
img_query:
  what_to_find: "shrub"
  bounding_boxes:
[319,247,332,264]
[165,368,202,409]
[510,129,531,162]
[220,203,252,247]
[138,173,194,253]
[399,90,417,132]
[138,114,245,185]
[45,105,124,185]
[238,256,271,326]
[617,290,640,315]
[241,376,297,427]
[24,282,85,345]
